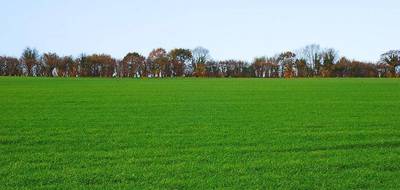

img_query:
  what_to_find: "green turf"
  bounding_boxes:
[1,77,400,189]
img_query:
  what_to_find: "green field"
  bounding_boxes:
[1,77,400,189]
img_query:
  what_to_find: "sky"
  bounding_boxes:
[1,0,399,62]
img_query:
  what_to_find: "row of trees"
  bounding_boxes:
[1,45,399,78]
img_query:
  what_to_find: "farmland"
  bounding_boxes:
[1,77,400,189]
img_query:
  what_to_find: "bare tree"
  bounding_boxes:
[297,44,322,76]
[192,47,210,77]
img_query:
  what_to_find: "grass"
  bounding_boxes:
[1,77,400,189]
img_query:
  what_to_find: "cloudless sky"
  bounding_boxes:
[1,0,399,62]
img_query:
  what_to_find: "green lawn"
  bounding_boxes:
[1,77,400,189]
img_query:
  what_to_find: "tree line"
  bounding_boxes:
[1,44,399,78]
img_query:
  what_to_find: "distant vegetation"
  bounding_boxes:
[1,45,399,78]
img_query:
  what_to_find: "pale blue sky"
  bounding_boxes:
[1,0,399,62]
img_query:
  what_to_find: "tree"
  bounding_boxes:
[278,51,296,78]
[148,48,168,77]
[169,48,192,77]
[60,56,75,77]
[77,54,116,77]
[380,50,400,77]
[253,57,267,78]
[77,54,88,77]
[42,52,60,77]
[252,57,280,78]
[376,63,391,78]
[123,52,146,77]
[334,57,351,77]
[205,60,221,77]
[349,61,378,77]
[0,56,21,76]
[87,54,116,77]
[69,57,79,77]
[298,44,322,76]
[294,58,309,77]
[219,60,247,77]
[192,47,210,77]
[321,48,338,77]
[21,47,39,76]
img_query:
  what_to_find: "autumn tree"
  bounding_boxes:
[60,56,75,77]
[253,57,267,78]
[278,51,296,78]
[294,58,309,77]
[87,54,116,77]
[42,53,60,76]
[268,57,280,78]
[123,52,146,77]
[169,48,192,77]
[0,56,20,76]
[321,48,338,77]
[348,61,378,77]
[76,54,116,77]
[334,57,351,77]
[252,57,279,78]
[148,48,169,77]
[21,47,39,76]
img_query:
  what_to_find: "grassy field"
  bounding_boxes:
[1,77,400,189]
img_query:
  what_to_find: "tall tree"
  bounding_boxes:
[192,47,210,77]
[294,58,309,77]
[278,51,296,78]
[321,48,338,77]
[42,52,60,77]
[298,44,322,76]
[21,47,39,76]
[169,48,192,77]
[253,57,267,78]
[148,48,168,77]
[77,54,88,77]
